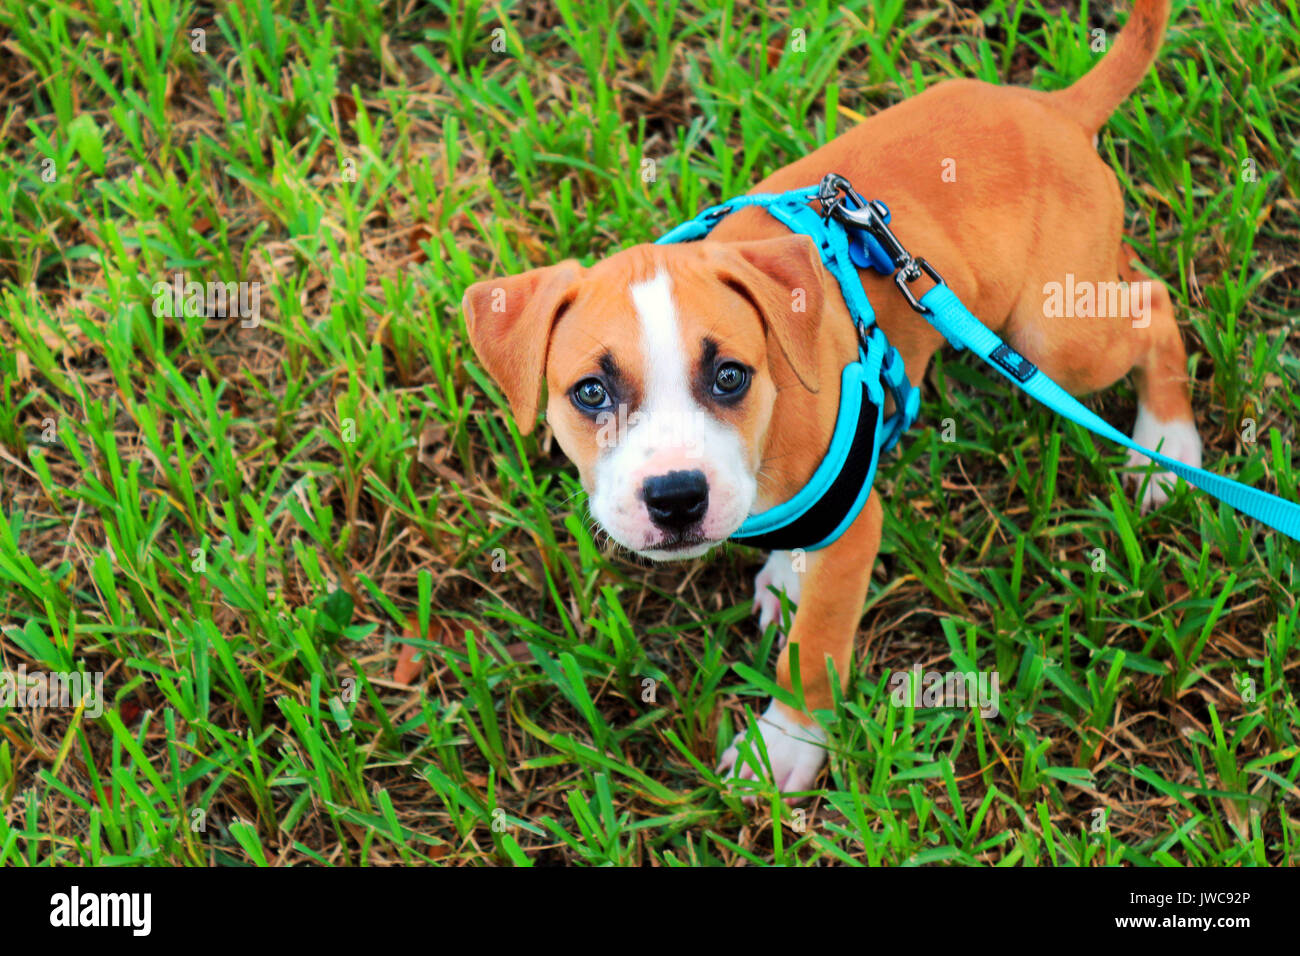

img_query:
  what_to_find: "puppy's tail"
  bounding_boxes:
[1050,0,1170,133]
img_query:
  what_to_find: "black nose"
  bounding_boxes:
[642,470,709,531]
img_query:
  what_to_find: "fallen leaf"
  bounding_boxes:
[394,642,422,685]
[334,93,357,124]
[407,224,432,264]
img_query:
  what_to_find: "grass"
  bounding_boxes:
[0,0,1297,866]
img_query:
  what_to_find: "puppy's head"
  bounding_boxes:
[463,235,825,561]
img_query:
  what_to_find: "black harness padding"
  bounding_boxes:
[733,381,881,552]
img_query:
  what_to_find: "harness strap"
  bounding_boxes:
[919,285,1300,539]
[730,362,882,552]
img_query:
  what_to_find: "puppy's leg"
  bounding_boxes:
[720,494,882,797]
[751,550,802,644]
[1118,251,1201,510]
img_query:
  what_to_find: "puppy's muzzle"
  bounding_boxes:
[642,469,709,533]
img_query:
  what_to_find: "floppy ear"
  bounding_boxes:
[462,261,583,434]
[713,235,826,393]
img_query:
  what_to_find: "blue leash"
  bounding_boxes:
[920,283,1300,538]
[660,174,1300,544]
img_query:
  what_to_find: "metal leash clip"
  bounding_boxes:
[816,173,944,314]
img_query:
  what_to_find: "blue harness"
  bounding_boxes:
[657,174,1300,548]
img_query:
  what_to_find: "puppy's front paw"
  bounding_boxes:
[752,550,802,643]
[718,700,827,802]
[1124,406,1202,512]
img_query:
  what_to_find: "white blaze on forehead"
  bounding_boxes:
[630,271,690,411]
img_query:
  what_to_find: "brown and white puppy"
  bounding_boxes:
[462,0,1198,795]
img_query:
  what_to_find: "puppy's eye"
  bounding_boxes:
[712,362,749,397]
[572,378,610,410]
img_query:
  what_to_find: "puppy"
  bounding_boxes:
[462,0,1198,794]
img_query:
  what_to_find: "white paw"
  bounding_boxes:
[752,550,802,642]
[1124,405,1202,512]
[718,700,827,802]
